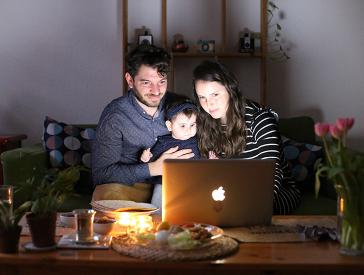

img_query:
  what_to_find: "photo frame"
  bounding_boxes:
[138,35,153,45]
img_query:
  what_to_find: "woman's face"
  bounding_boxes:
[195,80,230,123]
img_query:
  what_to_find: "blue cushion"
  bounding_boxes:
[43,116,96,168]
[282,136,324,190]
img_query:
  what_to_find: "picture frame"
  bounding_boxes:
[138,35,153,45]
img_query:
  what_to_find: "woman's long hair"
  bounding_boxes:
[192,60,246,158]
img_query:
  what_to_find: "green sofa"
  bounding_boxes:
[0,116,337,214]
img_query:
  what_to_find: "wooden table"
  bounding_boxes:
[1,216,363,275]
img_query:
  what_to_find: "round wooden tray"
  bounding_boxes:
[112,235,238,261]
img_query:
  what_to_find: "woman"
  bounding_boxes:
[193,60,301,214]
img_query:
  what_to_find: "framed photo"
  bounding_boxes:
[138,35,153,45]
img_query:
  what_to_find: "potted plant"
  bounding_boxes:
[0,200,31,253]
[17,166,83,248]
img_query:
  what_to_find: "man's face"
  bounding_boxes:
[166,113,197,140]
[126,65,168,108]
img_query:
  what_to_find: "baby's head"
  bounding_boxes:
[165,101,197,140]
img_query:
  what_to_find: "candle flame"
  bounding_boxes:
[116,213,153,234]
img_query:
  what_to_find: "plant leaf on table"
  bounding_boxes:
[15,165,86,217]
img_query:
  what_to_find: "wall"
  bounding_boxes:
[1,0,363,150]
[0,0,122,145]
[268,0,364,151]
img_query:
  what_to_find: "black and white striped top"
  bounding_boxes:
[239,100,301,214]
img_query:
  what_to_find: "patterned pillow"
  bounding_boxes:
[43,116,96,168]
[282,136,324,189]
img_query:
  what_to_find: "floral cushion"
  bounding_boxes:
[43,116,96,168]
[282,136,324,190]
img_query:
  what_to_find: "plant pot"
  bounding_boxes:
[0,225,22,253]
[26,212,57,248]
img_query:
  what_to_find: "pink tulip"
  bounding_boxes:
[314,123,330,137]
[329,125,342,139]
[336,118,355,131]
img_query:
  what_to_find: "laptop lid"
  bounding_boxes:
[162,159,275,227]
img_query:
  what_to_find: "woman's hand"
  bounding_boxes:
[148,146,194,176]
[209,151,219,159]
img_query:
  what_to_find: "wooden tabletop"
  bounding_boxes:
[1,216,363,275]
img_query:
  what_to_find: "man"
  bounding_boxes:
[92,45,194,202]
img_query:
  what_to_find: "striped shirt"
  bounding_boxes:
[240,100,301,214]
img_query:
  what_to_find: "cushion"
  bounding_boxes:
[282,136,324,190]
[43,116,96,169]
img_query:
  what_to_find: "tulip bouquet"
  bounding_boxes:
[314,118,364,255]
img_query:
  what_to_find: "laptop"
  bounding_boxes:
[162,159,275,227]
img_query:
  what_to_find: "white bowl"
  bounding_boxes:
[60,212,76,228]
[93,218,116,235]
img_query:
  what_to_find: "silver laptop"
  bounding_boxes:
[162,159,275,227]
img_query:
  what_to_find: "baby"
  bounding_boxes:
[141,99,200,211]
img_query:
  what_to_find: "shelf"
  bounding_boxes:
[171,52,263,58]
[122,0,268,104]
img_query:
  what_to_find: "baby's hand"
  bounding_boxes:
[141,148,153,163]
[209,151,219,159]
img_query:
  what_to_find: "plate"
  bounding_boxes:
[119,223,224,251]
[57,233,112,249]
[91,200,159,217]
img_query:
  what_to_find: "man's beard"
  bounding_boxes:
[134,89,164,108]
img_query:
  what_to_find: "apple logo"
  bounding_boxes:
[212,186,225,201]
[212,186,225,212]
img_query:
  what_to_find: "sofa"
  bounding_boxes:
[0,116,337,214]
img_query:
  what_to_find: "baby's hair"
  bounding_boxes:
[165,95,197,122]
[169,107,197,122]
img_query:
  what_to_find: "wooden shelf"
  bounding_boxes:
[171,52,263,58]
[122,0,268,104]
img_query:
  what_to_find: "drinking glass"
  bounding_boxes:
[73,209,96,244]
[0,185,13,213]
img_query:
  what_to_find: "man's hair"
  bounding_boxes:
[126,44,171,78]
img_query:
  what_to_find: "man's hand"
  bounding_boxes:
[148,146,194,176]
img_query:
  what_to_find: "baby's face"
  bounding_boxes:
[168,113,197,140]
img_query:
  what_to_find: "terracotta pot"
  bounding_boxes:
[0,225,22,253]
[26,212,57,248]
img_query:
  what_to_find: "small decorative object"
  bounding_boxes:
[172,33,188,52]
[315,118,364,256]
[136,26,153,46]
[239,28,254,53]
[17,166,83,248]
[0,200,31,253]
[197,40,215,53]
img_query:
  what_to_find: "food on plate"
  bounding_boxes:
[155,230,170,244]
[167,231,200,250]
[156,221,170,231]
[187,224,213,241]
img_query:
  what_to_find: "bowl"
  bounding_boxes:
[60,212,76,228]
[93,217,116,235]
